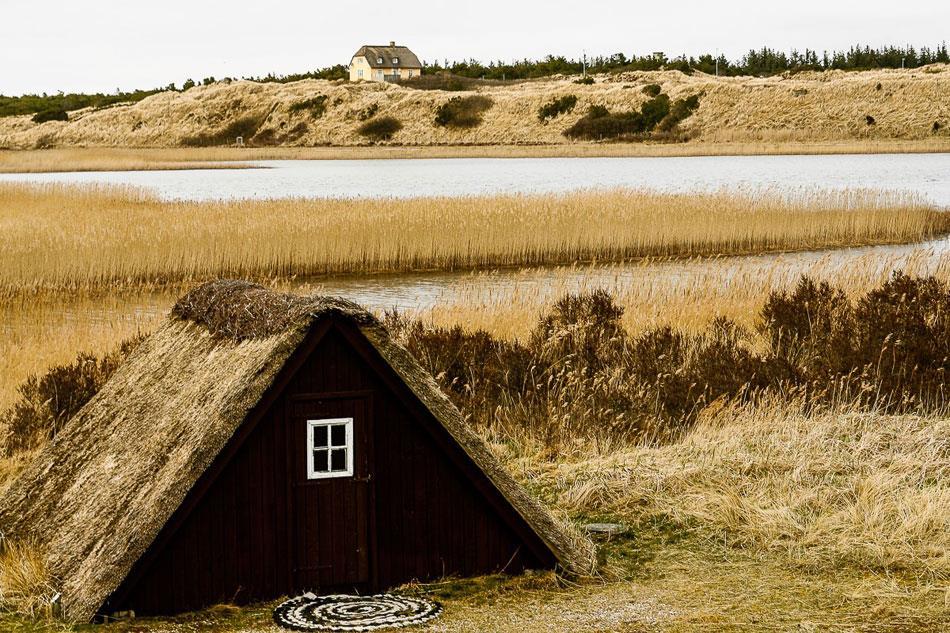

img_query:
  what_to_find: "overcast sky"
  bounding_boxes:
[2,0,947,95]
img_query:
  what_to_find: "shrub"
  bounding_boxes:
[641,83,662,97]
[250,121,309,146]
[397,74,508,91]
[639,93,671,129]
[851,273,950,406]
[574,76,594,85]
[563,93,674,140]
[180,114,265,146]
[866,115,876,125]
[529,289,626,374]
[657,94,701,132]
[387,274,950,451]
[358,116,402,141]
[357,103,379,121]
[934,121,942,132]
[31,109,68,124]
[434,95,494,128]
[538,95,578,122]
[760,277,855,382]
[288,95,328,119]
[0,336,143,456]
[761,272,950,409]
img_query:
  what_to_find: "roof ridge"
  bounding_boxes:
[171,279,377,341]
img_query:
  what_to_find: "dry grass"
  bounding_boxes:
[0,538,57,621]
[4,139,950,173]
[2,183,946,298]
[2,66,949,150]
[539,401,950,581]
[1,405,945,631]
[0,148,254,173]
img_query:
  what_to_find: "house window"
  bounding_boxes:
[358,69,363,78]
[307,418,353,479]
[392,57,399,64]
[377,57,384,64]
[408,70,413,78]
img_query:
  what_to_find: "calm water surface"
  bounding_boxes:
[3,153,950,204]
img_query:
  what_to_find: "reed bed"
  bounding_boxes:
[0,148,253,173]
[5,138,950,173]
[2,183,947,298]
[3,244,949,414]
[416,244,950,338]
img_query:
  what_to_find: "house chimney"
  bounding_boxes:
[390,41,396,47]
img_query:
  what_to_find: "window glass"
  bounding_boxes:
[331,424,346,446]
[307,418,353,479]
[330,449,346,471]
[313,424,328,448]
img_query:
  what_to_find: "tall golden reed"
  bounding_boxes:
[1,182,946,297]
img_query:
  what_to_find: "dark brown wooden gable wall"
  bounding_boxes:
[105,323,547,617]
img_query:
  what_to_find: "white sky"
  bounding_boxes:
[1,0,947,95]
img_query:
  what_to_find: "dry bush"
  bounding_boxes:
[0,336,143,455]
[0,538,58,620]
[387,275,950,451]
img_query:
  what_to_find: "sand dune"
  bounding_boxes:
[2,66,949,149]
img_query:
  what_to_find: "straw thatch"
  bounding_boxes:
[0,280,595,622]
[353,44,422,69]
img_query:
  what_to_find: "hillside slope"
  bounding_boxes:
[2,66,949,149]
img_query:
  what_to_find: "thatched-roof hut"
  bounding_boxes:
[0,280,595,620]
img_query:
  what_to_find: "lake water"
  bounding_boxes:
[3,153,950,204]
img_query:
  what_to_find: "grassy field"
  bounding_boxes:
[2,183,946,299]
[1,403,946,632]
[4,139,950,172]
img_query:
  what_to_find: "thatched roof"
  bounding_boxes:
[352,44,422,69]
[0,280,595,621]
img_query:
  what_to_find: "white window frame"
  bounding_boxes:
[306,417,354,479]
[392,57,399,65]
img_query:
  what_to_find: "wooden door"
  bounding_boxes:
[288,395,373,592]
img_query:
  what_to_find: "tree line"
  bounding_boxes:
[427,43,950,79]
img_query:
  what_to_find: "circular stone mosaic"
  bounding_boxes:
[273,593,443,631]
